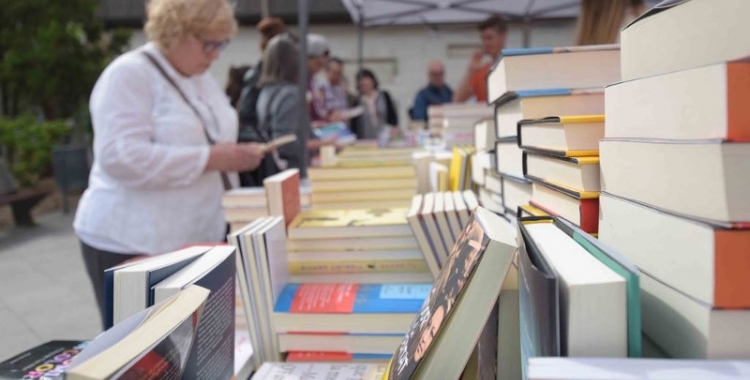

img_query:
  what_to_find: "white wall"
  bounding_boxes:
[130,20,576,125]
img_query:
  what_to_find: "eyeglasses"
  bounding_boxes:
[194,35,230,55]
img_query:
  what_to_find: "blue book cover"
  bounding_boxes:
[275,283,431,314]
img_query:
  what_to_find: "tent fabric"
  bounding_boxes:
[341,0,661,26]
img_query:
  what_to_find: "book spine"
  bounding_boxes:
[288,259,428,275]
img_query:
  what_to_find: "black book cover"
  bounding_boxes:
[0,340,88,380]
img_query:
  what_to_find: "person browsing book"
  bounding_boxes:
[410,61,453,121]
[354,69,399,141]
[453,15,508,103]
[73,0,265,327]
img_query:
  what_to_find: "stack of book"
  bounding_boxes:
[427,103,493,148]
[223,174,311,233]
[472,118,503,214]
[487,45,615,224]
[448,144,476,192]
[519,115,604,235]
[412,149,453,194]
[406,190,479,277]
[308,151,418,210]
[285,207,431,283]
[599,0,750,359]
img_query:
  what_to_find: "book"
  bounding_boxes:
[501,175,532,215]
[286,236,418,252]
[105,245,210,328]
[312,178,417,193]
[287,208,411,240]
[278,334,404,355]
[523,221,627,357]
[313,122,357,145]
[527,357,750,380]
[524,152,600,193]
[66,285,210,380]
[518,217,561,378]
[287,259,428,275]
[620,0,750,81]
[290,272,433,285]
[264,168,301,226]
[222,187,266,209]
[407,194,440,278]
[287,249,423,263]
[460,304,498,380]
[517,204,548,218]
[473,118,496,152]
[273,283,430,334]
[479,188,504,214]
[449,146,469,191]
[420,193,449,265]
[554,216,642,358]
[309,165,416,181]
[461,190,479,213]
[599,192,750,308]
[152,246,236,380]
[518,115,604,157]
[285,352,392,362]
[497,266,521,380]
[606,59,750,142]
[530,181,599,233]
[487,45,620,104]
[600,139,750,224]
[224,207,270,223]
[0,340,88,380]
[429,162,449,193]
[432,192,455,249]
[494,88,604,138]
[453,191,470,227]
[640,270,750,359]
[495,137,525,179]
[385,207,517,380]
[311,189,415,204]
[442,192,462,242]
[484,171,502,194]
[251,362,386,380]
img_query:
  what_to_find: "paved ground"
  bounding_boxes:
[0,212,101,362]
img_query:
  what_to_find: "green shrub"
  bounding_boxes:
[0,115,71,188]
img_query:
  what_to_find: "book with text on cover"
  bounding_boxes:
[288,208,411,240]
[252,362,386,380]
[384,207,517,380]
[0,341,88,380]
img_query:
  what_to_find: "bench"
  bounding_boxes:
[0,189,51,226]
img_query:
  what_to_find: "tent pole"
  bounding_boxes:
[298,0,310,175]
[522,17,531,47]
[357,6,364,72]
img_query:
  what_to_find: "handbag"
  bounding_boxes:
[142,51,233,190]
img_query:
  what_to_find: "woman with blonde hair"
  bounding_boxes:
[74,0,265,326]
[575,0,646,45]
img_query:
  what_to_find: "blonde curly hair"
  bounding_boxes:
[145,0,238,52]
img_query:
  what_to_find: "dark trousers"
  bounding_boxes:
[80,240,135,329]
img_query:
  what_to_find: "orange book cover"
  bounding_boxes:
[713,230,750,308]
[264,169,301,227]
[727,62,750,141]
[530,199,599,234]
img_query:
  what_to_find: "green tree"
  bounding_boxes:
[0,0,131,120]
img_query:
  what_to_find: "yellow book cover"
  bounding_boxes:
[449,146,463,191]
[519,204,549,217]
[309,165,416,181]
[289,208,410,229]
[288,259,429,275]
[311,189,416,204]
[438,170,449,192]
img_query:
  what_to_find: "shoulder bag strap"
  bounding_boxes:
[142,51,232,190]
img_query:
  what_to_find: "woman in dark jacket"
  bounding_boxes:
[355,69,399,141]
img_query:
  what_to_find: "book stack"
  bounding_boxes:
[519,115,604,235]
[223,174,311,233]
[406,190,479,278]
[284,208,431,283]
[427,104,493,148]
[448,144,476,193]
[598,0,750,359]
[486,45,615,223]
[472,118,504,215]
[308,150,418,210]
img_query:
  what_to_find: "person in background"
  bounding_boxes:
[318,57,350,121]
[305,34,339,152]
[575,0,646,45]
[225,65,250,108]
[410,61,453,121]
[74,0,265,327]
[453,15,507,103]
[237,17,287,141]
[355,68,399,141]
[248,35,307,182]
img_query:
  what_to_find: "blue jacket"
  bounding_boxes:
[411,84,453,121]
